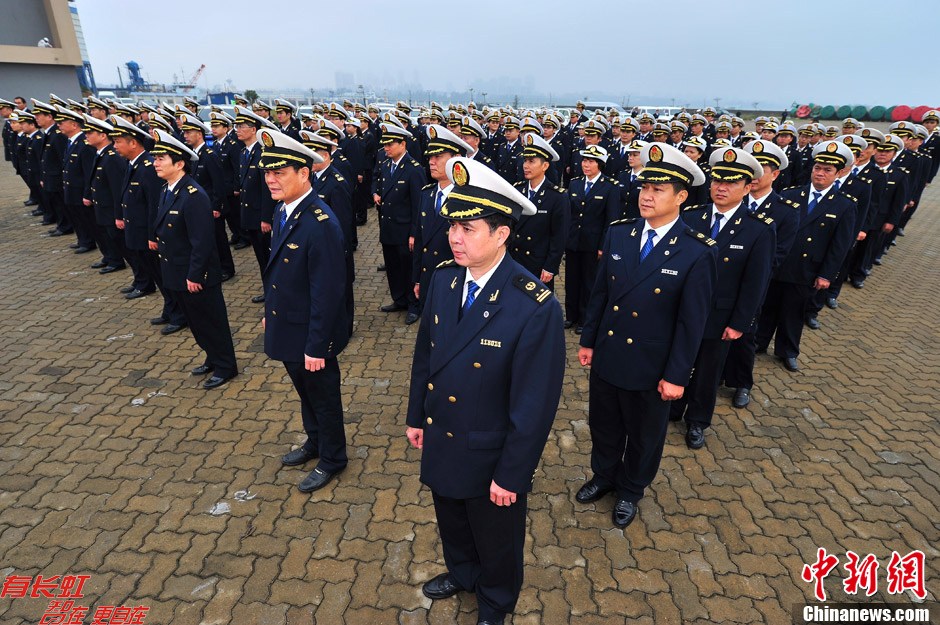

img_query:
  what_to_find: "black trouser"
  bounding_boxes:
[588,371,670,503]
[432,491,527,623]
[95,222,127,269]
[345,253,355,336]
[848,231,877,282]
[246,229,271,276]
[823,244,857,303]
[381,242,416,311]
[213,215,235,275]
[68,203,96,249]
[670,338,731,428]
[169,284,237,377]
[283,358,347,473]
[354,171,372,225]
[126,248,153,292]
[755,280,813,359]
[42,189,70,232]
[224,196,248,243]
[723,330,757,390]
[140,249,185,325]
[564,249,598,324]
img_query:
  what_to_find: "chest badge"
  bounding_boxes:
[287,243,299,249]
[611,253,621,260]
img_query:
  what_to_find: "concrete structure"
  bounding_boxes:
[0,0,83,101]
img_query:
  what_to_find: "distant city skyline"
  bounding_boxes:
[76,0,938,110]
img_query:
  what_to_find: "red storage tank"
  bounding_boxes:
[891,105,912,121]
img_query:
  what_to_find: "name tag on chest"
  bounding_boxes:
[661,268,678,276]
[729,244,744,250]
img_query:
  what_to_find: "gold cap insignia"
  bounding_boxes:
[428,126,437,139]
[261,132,274,148]
[723,149,736,162]
[526,134,534,145]
[752,141,764,153]
[826,142,838,153]
[649,145,663,162]
[843,136,853,145]
[452,162,468,186]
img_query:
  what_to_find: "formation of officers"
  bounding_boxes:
[3,92,938,625]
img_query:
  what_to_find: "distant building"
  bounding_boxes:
[0,0,84,100]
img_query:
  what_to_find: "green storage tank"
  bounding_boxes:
[869,105,886,121]
[884,106,896,121]
[811,104,822,117]
[836,105,853,119]
[851,105,868,120]
[819,105,836,119]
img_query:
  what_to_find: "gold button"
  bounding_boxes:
[283,258,289,263]
[632,312,638,318]
[448,396,456,403]
[807,237,812,242]
[627,338,633,344]
[803,253,808,258]
[446,432,453,438]
[608,330,614,336]
[272,310,277,315]
[168,223,173,228]
[272,285,277,289]
[423,247,427,252]
[613,305,619,311]
[527,236,531,241]
[723,257,729,262]
[426,417,433,425]
[427,383,433,390]
[611,275,616,280]
[473,362,481,368]
[433,251,438,255]
[654,288,661,294]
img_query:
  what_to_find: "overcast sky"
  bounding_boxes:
[76,0,936,109]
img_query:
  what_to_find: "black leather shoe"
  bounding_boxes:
[732,388,751,408]
[575,326,583,335]
[191,364,214,376]
[150,316,169,325]
[782,357,799,372]
[851,279,865,289]
[25,199,39,207]
[251,294,265,303]
[421,573,463,600]
[377,264,386,272]
[68,243,80,249]
[897,228,905,237]
[281,446,318,466]
[74,246,94,254]
[119,285,135,294]
[575,478,613,504]
[873,257,882,266]
[380,303,406,312]
[686,424,705,449]
[563,320,575,329]
[805,315,820,330]
[99,265,126,274]
[48,229,66,237]
[298,466,342,492]
[477,620,504,625]
[826,297,838,309]
[612,499,637,528]
[233,241,250,250]
[405,313,419,325]
[221,272,233,281]
[124,289,154,300]
[203,373,236,390]
[861,268,871,277]
[160,323,186,335]
[91,261,108,269]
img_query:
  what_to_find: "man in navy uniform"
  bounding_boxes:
[301,130,356,337]
[110,115,188,334]
[406,156,565,625]
[511,133,569,291]
[233,106,277,303]
[259,129,350,494]
[411,125,471,320]
[372,122,427,318]
[56,105,97,254]
[576,143,717,529]
[496,116,523,185]
[179,113,235,281]
[1,98,15,163]
[564,144,621,333]
[209,111,250,250]
[83,115,129,275]
[616,139,648,220]
[669,148,775,449]
[33,99,71,237]
[458,116,496,170]
[150,130,238,390]
[755,140,857,372]
[722,140,801,408]
[274,99,302,140]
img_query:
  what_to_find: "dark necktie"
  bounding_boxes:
[851,166,859,177]
[460,280,479,320]
[528,187,536,201]
[584,180,593,196]
[749,200,759,213]
[807,191,822,215]
[278,205,288,234]
[832,179,841,192]
[710,213,723,240]
[390,162,397,176]
[434,189,443,213]
[161,187,172,210]
[639,230,656,262]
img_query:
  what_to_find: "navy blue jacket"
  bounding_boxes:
[683,205,775,338]
[510,180,569,277]
[496,139,523,184]
[837,168,873,237]
[616,169,643,219]
[313,165,354,253]
[263,191,348,362]
[580,218,718,390]
[862,163,906,231]
[411,183,452,292]
[62,133,96,206]
[119,152,162,250]
[778,185,857,285]
[86,144,128,224]
[406,255,565,498]
[566,175,622,251]
[154,175,221,290]
[39,126,67,192]
[192,143,228,211]
[237,142,276,229]
[750,191,800,273]
[25,131,44,186]
[375,154,426,246]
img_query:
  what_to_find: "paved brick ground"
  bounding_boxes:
[0,154,936,625]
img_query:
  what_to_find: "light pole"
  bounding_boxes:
[469,87,474,103]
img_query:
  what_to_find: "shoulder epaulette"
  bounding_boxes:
[781,184,800,192]
[512,274,552,305]
[334,171,344,182]
[682,203,708,212]
[422,182,436,191]
[747,210,773,226]
[687,227,716,246]
[311,206,330,221]
[554,184,564,193]
[783,197,800,209]
[187,185,197,194]
[513,180,525,188]
[609,217,638,226]
[843,193,858,202]
[435,258,456,269]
